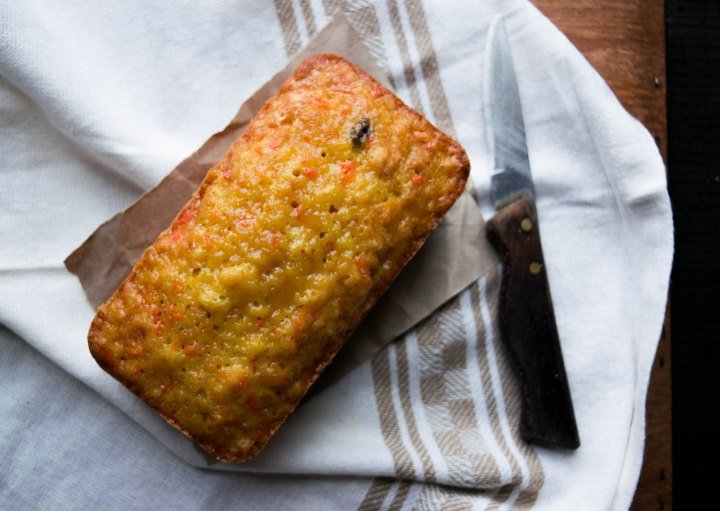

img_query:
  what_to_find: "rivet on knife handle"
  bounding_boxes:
[487,194,580,450]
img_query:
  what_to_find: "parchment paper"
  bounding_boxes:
[65,12,497,398]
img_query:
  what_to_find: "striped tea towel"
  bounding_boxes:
[0,0,673,510]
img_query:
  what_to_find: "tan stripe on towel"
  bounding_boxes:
[395,341,437,481]
[357,477,395,511]
[402,0,456,136]
[273,0,303,56]
[385,0,426,115]
[416,484,486,511]
[299,0,318,36]
[321,0,340,18]
[468,283,524,486]
[372,350,416,478]
[345,1,397,90]
[322,0,398,94]
[424,298,503,486]
[387,480,412,511]
[488,280,544,511]
[475,273,545,509]
[483,484,515,511]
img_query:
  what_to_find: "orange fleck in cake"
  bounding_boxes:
[88,54,470,462]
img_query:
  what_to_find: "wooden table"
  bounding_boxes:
[531,1,672,509]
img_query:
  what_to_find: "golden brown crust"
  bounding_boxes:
[88,53,469,462]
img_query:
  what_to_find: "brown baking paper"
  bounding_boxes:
[65,12,497,399]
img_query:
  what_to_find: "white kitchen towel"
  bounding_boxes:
[0,1,673,510]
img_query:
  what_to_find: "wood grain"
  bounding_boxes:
[530,1,671,509]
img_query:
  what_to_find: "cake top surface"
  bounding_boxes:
[89,54,469,462]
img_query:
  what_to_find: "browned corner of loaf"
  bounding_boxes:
[444,141,470,192]
[454,143,471,181]
[292,53,347,79]
[87,311,106,365]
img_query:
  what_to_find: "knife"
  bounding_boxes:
[482,18,580,450]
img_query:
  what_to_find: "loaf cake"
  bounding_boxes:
[88,54,470,462]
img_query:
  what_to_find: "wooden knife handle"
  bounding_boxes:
[486,194,580,449]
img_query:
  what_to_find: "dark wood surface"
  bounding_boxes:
[665,1,719,507]
[530,1,671,509]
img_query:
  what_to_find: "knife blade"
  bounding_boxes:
[482,18,580,450]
